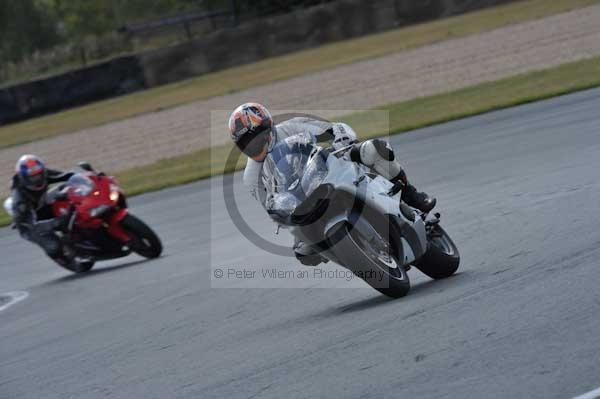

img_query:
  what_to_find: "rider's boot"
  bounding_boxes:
[402,184,437,213]
[51,247,76,267]
[48,240,87,271]
[402,184,436,213]
[392,170,436,213]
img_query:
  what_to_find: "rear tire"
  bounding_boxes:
[120,214,163,259]
[331,224,411,298]
[415,225,460,279]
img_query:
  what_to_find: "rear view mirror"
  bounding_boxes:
[78,162,94,172]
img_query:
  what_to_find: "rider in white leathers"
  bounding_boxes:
[229,103,436,266]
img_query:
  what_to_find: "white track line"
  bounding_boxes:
[572,386,600,399]
[0,291,29,312]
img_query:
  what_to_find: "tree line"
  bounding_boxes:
[0,0,333,64]
[0,0,221,63]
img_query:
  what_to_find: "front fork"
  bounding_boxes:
[423,212,442,239]
[107,208,131,243]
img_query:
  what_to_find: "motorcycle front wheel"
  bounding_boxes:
[120,214,163,259]
[329,222,411,298]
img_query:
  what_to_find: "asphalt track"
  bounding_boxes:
[2,88,600,399]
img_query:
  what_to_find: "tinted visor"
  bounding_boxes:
[25,172,47,190]
[237,129,271,158]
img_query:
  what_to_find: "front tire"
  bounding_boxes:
[120,214,163,259]
[331,223,411,298]
[415,225,460,279]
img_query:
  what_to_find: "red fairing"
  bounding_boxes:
[52,172,130,242]
[107,209,131,242]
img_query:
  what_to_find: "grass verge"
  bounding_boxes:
[2,56,600,227]
[1,0,599,149]
[114,56,600,196]
[0,213,10,227]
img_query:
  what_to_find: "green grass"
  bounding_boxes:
[345,57,600,135]
[0,213,10,227]
[1,0,599,149]
[114,55,600,196]
[3,56,600,227]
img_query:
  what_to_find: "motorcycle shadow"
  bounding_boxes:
[248,272,470,336]
[45,257,159,285]
[409,271,469,295]
[335,271,470,314]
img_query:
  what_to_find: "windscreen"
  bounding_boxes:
[263,135,329,217]
[66,174,96,197]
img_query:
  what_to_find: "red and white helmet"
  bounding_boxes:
[15,154,48,191]
[228,103,273,159]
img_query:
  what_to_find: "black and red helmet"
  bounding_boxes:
[15,154,48,191]
[228,103,273,158]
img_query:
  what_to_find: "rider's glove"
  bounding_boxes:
[331,123,358,151]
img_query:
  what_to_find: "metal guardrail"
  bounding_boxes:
[1,0,517,126]
[118,9,234,39]
[116,0,335,40]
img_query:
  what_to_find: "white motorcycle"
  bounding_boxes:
[264,135,460,298]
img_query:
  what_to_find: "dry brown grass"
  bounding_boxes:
[3,55,600,226]
[115,56,600,196]
[1,0,598,149]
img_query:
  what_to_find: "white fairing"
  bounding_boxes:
[401,238,416,264]
[3,197,14,217]
[264,136,429,266]
[320,155,428,262]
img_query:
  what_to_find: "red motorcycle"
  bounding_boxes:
[51,163,162,273]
